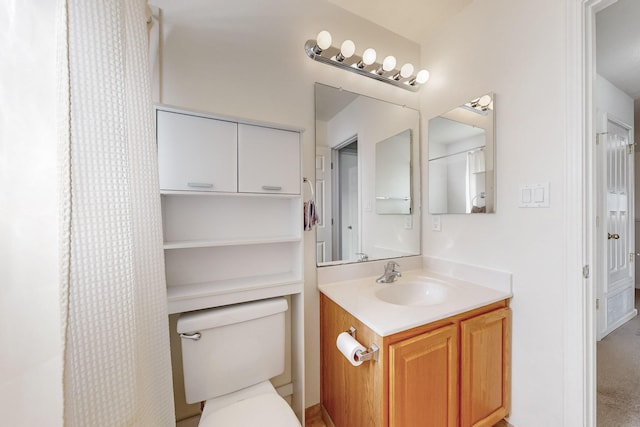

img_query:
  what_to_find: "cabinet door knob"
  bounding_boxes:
[262,185,282,191]
[608,233,620,240]
[187,182,214,189]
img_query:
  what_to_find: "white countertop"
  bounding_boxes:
[318,269,512,337]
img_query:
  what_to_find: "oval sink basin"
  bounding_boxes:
[375,280,453,306]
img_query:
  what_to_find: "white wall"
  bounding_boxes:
[0,1,63,425]
[151,0,421,410]
[420,1,567,425]
[596,74,634,132]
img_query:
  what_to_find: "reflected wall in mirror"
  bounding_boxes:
[315,83,420,266]
[428,93,495,214]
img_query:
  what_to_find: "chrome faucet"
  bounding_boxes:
[356,252,369,262]
[376,261,401,283]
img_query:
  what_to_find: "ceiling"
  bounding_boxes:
[327,0,473,44]
[596,0,640,99]
[315,86,359,122]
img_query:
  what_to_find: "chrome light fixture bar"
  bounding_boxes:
[461,94,494,115]
[304,31,429,92]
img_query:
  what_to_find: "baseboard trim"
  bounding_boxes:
[321,405,335,427]
[305,403,511,427]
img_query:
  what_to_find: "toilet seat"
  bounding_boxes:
[199,381,300,427]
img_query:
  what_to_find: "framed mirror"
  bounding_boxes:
[314,83,420,266]
[428,93,495,214]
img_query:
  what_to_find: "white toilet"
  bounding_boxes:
[177,297,301,427]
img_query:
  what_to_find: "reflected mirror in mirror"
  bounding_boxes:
[376,129,412,215]
[428,93,495,214]
[315,83,420,266]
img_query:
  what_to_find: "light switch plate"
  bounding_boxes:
[432,215,441,231]
[404,216,413,229]
[519,182,550,208]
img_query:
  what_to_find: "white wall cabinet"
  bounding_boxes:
[238,124,301,194]
[157,110,238,192]
[155,106,303,314]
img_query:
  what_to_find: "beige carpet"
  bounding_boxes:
[597,289,640,427]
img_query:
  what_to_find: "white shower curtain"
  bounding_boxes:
[58,0,175,425]
[465,149,486,212]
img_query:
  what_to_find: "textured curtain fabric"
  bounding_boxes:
[58,0,175,425]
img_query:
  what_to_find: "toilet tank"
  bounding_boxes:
[177,297,288,404]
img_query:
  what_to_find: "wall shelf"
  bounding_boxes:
[163,236,301,250]
[167,273,303,314]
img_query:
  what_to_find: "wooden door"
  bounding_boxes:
[460,308,511,427]
[389,324,458,427]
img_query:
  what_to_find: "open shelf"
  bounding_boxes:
[161,194,302,244]
[163,236,301,250]
[167,272,303,314]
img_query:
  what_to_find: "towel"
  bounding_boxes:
[304,200,319,231]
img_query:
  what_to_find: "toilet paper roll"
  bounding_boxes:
[336,332,366,367]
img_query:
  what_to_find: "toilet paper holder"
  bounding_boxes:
[347,326,379,363]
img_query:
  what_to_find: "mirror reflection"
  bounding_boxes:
[315,83,420,266]
[376,129,412,215]
[428,93,495,214]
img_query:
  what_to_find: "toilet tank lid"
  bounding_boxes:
[177,297,288,333]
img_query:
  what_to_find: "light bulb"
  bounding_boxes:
[414,69,430,85]
[400,63,414,78]
[316,30,332,50]
[382,56,397,72]
[478,94,492,108]
[362,48,377,65]
[340,40,355,58]
[336,40,355,62]
[374,55,396,75]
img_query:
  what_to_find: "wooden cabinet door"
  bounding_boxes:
[389,324,458,427]
[460,307,511,427]
[238,124,300,194]
[157,110,237,192]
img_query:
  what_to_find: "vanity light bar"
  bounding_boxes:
[461,94,494,115]
[304,31,429,92]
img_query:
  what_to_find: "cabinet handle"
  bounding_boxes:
[187,182,214,189]
[262,185,282,191]
[179,332,201,341]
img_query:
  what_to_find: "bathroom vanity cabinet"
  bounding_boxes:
[320,294,511,427]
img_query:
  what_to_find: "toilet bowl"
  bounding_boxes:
[199,381,300,426]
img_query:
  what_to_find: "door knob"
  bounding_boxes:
[608,233,620,240]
